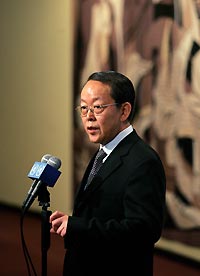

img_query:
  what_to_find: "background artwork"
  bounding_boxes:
[73,0,200,262]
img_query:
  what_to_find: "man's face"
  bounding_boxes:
[80,80,124,145]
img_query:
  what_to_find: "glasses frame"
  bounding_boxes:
[75,103,119,117]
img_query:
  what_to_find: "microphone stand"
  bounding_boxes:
[38,185,52,276]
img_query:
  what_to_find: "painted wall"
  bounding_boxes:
[0,0,73,213]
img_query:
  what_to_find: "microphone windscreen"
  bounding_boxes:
[41,154,52,163]
[48,156,61,169]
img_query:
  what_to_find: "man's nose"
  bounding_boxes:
[87,108,96,119]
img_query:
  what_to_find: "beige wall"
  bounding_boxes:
[0,0,73,213]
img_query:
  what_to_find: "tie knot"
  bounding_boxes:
[96,149,107,161]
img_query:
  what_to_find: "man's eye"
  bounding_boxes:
[81,106,88,110]
[94,105,102,110]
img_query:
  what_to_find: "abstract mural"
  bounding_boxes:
[73,0,200,263]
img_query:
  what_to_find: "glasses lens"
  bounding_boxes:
[93,106,103,114]
[82,107,88,115]
[79,106,87,116]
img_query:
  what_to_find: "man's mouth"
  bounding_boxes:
[87,126,99,133]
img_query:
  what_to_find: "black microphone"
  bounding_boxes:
[22,154,52,210]
[22,155,61,212]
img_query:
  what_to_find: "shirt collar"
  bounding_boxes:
[100,125,133,156]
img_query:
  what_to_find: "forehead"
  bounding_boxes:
[81,80,112,101]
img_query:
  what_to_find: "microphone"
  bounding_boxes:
[22,154,52,210]
[22,155,62,212]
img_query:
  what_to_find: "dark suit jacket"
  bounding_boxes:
[63,129,166,276]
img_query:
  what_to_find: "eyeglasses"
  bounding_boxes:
[76,103,119,116]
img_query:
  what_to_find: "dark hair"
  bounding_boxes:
[87,71,135,123]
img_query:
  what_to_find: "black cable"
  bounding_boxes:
[20,210,38,276]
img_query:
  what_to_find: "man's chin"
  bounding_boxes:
[88,135,100,144]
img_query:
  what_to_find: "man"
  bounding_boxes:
[50,71,166,276]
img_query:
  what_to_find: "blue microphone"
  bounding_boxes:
[22,154,52,210]
[22,154,61,212]
[28,161,61,187]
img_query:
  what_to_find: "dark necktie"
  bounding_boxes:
[85,149,107,190]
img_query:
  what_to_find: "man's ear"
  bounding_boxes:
[120,102,132,122]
